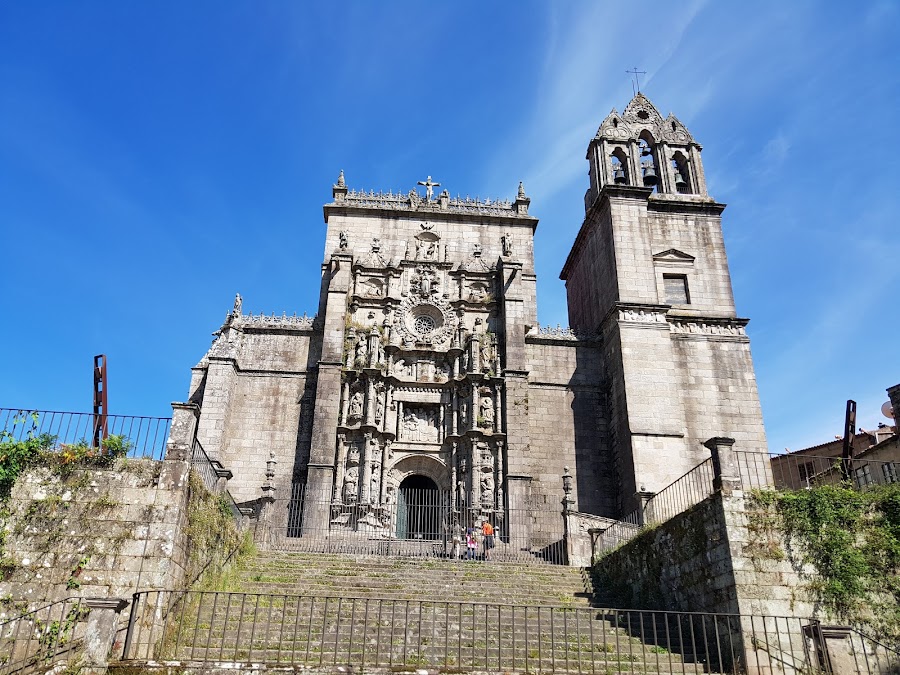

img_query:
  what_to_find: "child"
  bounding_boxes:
[465,527,477,560]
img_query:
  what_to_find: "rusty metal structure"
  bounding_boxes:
[92,354,108,448]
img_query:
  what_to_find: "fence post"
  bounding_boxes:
[166,402,200,461]
[83,597,130,672]
[635,488,656,526]
[705,437,740,493]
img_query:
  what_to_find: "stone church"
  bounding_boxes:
[180,93,768,546]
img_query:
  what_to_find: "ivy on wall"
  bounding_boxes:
[749,484,900,641]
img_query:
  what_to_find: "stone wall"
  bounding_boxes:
[525,338,615,517]
[594,489,815,619]
[0,459,243,617]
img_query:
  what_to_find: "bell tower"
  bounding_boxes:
[561,92,768,514]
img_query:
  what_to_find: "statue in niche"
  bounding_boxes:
[348,391,364,420]
[343,467,359,503]
[339,231,348,250]
[370,467,380,504]
[393,358,413,377]
[403,410,421,441]
[480,472,495,506]
[385,486,396,507]
[347,443,361,465]
[375,389,385,424]
[468,285,486,302]
[480,395,494,427]
[424,242,436,260]
[354,338,367,366]
[480,336,494,369]
[459,404,469,429]
[501,233,512,257]
[459,456,468,475]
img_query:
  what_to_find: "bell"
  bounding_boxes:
[674,170,688,192]
[642,165,658,186]
[613,167,626,184]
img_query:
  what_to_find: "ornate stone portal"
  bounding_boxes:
[332,222,506,536]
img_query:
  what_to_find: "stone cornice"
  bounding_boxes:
[324,202,538,230]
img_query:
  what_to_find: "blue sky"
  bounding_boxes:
[1,1,898,454]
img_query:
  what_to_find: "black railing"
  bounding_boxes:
[0,408,171,460]
[120,590,899,674]
[0,597,88,674]
[190,438,219,493]
[737,450,900,491]
[595,458,716,554]
[274,484,566,564]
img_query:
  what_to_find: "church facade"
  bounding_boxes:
[181,93,768,545]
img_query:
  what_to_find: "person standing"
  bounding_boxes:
[465,527,477,560]
[482,521,495,561]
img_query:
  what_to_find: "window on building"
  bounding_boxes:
[882,462,898,484]
[663,274,690,305]
[854,465,874,488]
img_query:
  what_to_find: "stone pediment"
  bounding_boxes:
[652,249,695,264]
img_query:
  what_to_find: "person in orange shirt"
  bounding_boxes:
[482,521,495,561]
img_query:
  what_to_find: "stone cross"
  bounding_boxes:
[417,175,441,201]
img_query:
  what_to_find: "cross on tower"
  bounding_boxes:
[626,67,647,96]
[417,175,441,201]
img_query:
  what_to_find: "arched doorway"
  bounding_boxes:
[397,475,441,540]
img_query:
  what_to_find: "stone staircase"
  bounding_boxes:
[145,552,731,673]
[234,552,594,606]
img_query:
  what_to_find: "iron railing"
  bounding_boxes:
[0,597,89,674]
[190,438,219,493]
[0,408,171,460]
[120,589,900,674]
[271,484,566,564]
[594,458,716,554]
[737,450,900,491]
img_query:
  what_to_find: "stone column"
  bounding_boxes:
[340,380,350,426]
[705,436,740,493]
[360,433,372,503]
[165,402,199,461]
[334,434,347,504]
[83,598,129,672]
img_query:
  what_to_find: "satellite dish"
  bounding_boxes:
[882,401,894,421]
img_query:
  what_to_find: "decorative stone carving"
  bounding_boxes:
[393,294,457,348]
[343,466,359,503]
[348,390,364,420]
[402,406,438,442]
[480,472,494,506]
[479,392,494,427]
[618,308,667,324]
[375,386,385,424]
[339,231,348,249]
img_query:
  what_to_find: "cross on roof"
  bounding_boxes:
[417,175,441,201]
[626,67,647,95]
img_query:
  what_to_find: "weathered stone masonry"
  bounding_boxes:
[179,92,770,542]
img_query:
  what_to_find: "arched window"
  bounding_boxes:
[638,130,659,191]
[611,148,629,185]
[671,152,693,194]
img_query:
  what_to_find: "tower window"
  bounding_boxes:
[663,274,690,305]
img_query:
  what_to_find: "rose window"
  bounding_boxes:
[414,315,436,335]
